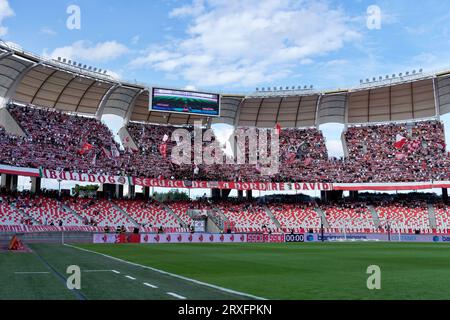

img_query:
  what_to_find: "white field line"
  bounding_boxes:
[167,292,187,299]
[125,275,136,280]
[143,282,158,289]
[83,270,114,273]
[111,270,120,274]
[65,244,266,300]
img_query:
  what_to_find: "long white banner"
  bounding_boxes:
[41,169,130,185]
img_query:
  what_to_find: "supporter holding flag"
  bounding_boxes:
[159,142,168,158]
[78,142,93,155]
[275,123,281,135]
[394,134,407,150]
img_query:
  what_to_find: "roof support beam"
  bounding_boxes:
[52,75,78,109]
[30,69,58,105]
[123,89,145,125]
[96,84,120,120]
[432,77,440,120]
[314,95,322,127]
[3,61,40,105]
[74,80,97,113]
[294,96,303,127]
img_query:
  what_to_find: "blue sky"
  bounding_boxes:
[2,0,450,195]
[2,0,450,92]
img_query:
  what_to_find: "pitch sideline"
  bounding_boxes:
[64,244,267,300]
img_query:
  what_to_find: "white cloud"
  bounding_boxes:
[183,85,197,91]
[40,27,57,36]
[44,40,130,63]
[0,0,14,36]
[169,0,205,18]
[131,0,360,87]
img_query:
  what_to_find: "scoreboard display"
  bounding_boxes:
[150,87,220,117]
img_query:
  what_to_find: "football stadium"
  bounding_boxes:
[0,0,450,308]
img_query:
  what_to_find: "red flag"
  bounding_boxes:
[78,143,93,155]
[159,143,167,158]
[275,123,281,135]
[394,134,407,150]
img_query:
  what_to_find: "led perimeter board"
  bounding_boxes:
[150,87,221,117]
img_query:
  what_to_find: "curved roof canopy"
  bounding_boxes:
[1,43,449,128]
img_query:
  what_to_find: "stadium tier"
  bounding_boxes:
[1,190,450,234]
[1,103,449,183]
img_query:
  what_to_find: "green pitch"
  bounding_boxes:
[1,242,450,300]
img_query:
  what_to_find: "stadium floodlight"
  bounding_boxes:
[392,74,396,78]
[399,73,403,77]
[379,76,383,81]
[256,88,259,91]
[279,86,283,90]
[412,70,416,74]
[419,68,423,73]
[285,86,289,90]
[261,87,265,91]
[291,86,295,90]
[405,71,409,76]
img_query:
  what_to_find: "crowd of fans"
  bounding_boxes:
[1,103,449,183]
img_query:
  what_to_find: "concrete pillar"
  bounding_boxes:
[246,190,253,200]
[115,184,124,199]
[211,188,221,200]
[10,175,18,192]
[443,188,448,204]
[237,190,244,200]
[221,189,231,200]
[349,191,359,200]
[30,177,41,194]
[0,174,6,189]
[321,190,343,202]
[129,185,135,199]
[144,186,150,199]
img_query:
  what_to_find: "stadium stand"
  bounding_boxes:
[114,199,184,230]
[321,202,375,232]
[66,198,136,230]
[268,203,320,231]
[341,120,449,182]
[216,200,278,232]
[375,200,431,232]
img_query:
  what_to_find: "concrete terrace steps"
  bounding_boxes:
[427,203,437,229]
[160,203,188,228]
[110,202,140,228]
[61,204,85,223]
[313,207,330,228]
[262,205,282,229]
[11,204,39,225]
[367,205,381,228]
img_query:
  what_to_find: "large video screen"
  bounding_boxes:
[150,87,220,117]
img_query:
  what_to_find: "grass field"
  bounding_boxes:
[1,242,450,300]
